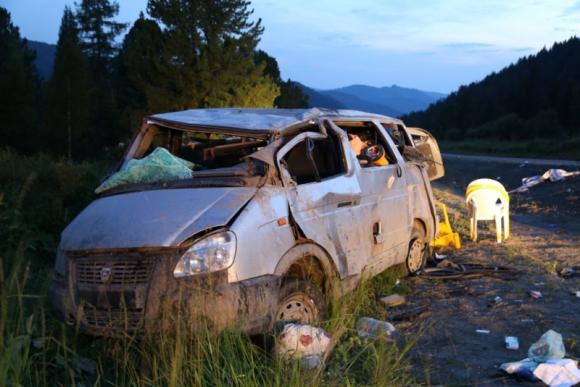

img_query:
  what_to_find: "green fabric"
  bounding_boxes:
[95,147,193,193]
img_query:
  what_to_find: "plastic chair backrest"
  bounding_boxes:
[466,189,504,220]
[466,178,509,220]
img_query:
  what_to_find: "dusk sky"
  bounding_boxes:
[3,0,580,93]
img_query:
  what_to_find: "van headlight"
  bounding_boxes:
[173,231,236,278]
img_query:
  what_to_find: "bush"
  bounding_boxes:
[0,149,107,266]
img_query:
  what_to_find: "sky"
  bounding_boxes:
[2,0,580,93]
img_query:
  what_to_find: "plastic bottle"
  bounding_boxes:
[356,317,396,339]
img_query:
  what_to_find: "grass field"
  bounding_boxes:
[0,149,418,386]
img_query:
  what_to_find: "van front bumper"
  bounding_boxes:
[50,251,281,336]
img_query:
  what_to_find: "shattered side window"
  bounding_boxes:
[283,133,345,185]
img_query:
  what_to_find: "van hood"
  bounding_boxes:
[60,188,257,250]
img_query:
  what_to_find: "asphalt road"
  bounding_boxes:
[443,153,580,168]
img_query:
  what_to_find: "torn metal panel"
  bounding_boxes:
[149,108,322,136]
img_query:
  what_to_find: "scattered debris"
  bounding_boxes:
[534,359,580,386]
[388,304,429,321]
[380,294,406,307]
[390,304,429,321]
[420,261,520,280]
[501,330,580,385]
[476,329,491,334]
[357,317,397,339]
[521,318,534,324]
[505,336,519,350]
[574,291,580,298]
[275,324,330,360]
[300,354,322,370]
[529,290,543,299]
[500,359,539,382]
[559,267,579,279]
[528,330,565,362]
[510,168,580,194]
[434,253,448,260]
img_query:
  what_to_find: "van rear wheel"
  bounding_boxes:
[276,279,327,325]
[406,226,427,276]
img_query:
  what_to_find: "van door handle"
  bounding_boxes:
[337,200,354,208]
[396,165,402,178]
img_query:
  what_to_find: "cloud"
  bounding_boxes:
[440,42,499,52]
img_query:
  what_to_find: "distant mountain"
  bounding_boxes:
[297,82,444,117]
[295,83,346,110]
[403,37,580,142]
[333,84,445,115]
[28,40,56,80]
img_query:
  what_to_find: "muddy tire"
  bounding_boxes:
[405,225,427,276]
[276,279,327,325]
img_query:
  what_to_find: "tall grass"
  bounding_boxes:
[0,149,419,386]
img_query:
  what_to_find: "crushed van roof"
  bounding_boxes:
[148,108,400,135]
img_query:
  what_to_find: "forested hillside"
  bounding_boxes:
[404,37,580,147]
[0,2,308,162]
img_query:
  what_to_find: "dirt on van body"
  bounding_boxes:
[403,156,580,386]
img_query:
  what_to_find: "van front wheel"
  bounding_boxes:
[406,226,427,276]
[276,279,327,325]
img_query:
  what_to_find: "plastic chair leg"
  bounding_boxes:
[504,208,510,240]
[470,217,478,241]
[495,206,503,243]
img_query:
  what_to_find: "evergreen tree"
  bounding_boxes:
[76,0,127,74]
[75,0,127,156]
[116,14,174,131]
[0,7,40,154]
[43,6,90,161]
[146,0,279,108]
[254,50,309,108]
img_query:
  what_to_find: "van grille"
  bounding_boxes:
[76,257,155,285]
[84,308,144,330]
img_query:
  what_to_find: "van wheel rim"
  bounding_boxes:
[408,239,425,273]
[277,294,317,324]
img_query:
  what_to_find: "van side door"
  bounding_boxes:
[276,126,369,278]
[331,120,410,275]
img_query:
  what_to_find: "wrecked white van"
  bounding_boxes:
[51,108,443,335]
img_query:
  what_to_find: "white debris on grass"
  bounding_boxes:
[274,324,331,360]
[510,168,580,194]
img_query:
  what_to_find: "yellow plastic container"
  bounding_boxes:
[430,202,461,250]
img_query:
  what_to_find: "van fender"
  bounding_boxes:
[274,243,342,287]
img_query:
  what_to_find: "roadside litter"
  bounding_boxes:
[380,294,406,307]
[510,168,580,194]
[274,324,330,362]
[476,329,491,334]
[529,290,543,299]
[529,330,566,362]
[558,267,579,279]
[420,259,520,280]
[505,336,519,350]
[500,330,580,386]
[388,304,429,322]
[357,317,397,339]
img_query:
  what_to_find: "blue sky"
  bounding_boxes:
[2,0,580,93]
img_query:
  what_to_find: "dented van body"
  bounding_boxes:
[51,108,443,336]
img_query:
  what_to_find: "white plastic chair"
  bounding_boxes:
[465,178,510,243]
